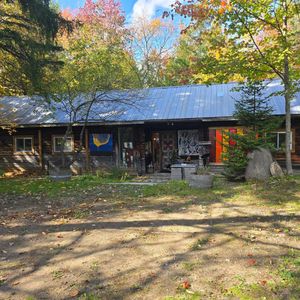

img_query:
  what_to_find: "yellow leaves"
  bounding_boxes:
[150,18,162,30]
[211,47,227,61]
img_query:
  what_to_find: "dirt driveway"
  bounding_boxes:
[0,180,299,299]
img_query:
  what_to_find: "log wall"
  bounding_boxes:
[1,118,300,175]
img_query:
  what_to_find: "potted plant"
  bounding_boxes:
[187,166,214,189]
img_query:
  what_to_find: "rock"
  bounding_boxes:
[270,161,284,177]
[245,147,273,181]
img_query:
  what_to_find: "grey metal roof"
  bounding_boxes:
[1,79,300,126]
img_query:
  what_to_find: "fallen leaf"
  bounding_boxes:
[69,289,79,297]
[247,258,257,266]
[182,280,191,289]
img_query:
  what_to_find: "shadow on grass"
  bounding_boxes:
[0,176,300,299]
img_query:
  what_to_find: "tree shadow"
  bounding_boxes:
[0,178,300,299]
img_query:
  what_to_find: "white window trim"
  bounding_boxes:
[14,136,34,154]
[52,135,74,153]
[272,131,293,151]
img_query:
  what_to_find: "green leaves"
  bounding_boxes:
[0,1,70,95]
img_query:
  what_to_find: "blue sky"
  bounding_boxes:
[56,0,134,15]
[56,0,174,21]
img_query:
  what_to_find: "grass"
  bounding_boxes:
[1,174,300,210]
[52,269,64,280]
[165,291,203,300]
[78,293,101,300]
[190,238,210,251]
[0,173,129,197]
[182,261,199,272]
[276,249,300,296]
[224,250,300,300]
[73,209,90,219]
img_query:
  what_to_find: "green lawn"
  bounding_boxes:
[1,174,299,209]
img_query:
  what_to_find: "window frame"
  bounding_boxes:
[13,136,34,154]
[52,135,74,153]
[271,130,295,153]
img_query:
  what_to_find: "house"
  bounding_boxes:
[0,80,300,175]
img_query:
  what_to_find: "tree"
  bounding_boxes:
[129,17,176,87]
[233,80,279,133]
[0,0,71,95]
[49,0,141,170]
[223,80,280,180]
[165,22,244,85]
[169,0,300,174]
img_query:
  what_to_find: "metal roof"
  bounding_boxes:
[1,79,300,126]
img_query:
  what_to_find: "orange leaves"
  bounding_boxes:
[246,253,257,266]
[246,258,257,266]
[182,280,191,289]
[170,0,231,19]
[219,0,231,14]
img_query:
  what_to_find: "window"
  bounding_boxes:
[270,131,293,151]
[52,136,74,153]
[14,137,33,153]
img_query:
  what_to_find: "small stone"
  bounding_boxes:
[270,161,284,177]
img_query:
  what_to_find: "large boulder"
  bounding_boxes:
[245,147,273,181]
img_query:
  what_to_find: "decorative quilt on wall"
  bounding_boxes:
[89,133,113,152]
[178,130,202,156]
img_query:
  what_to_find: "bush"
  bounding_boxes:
[222,139,249,181]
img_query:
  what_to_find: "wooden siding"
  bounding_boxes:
[0,128,41,173]
[1,118,300,174]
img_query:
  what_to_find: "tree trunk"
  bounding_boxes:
[282,1,293,175]
[283,75,293,175]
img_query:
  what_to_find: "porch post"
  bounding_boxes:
[138,127,146,174]
[38,128,43,170]
[85,128,90,171]
[115,127,121,167]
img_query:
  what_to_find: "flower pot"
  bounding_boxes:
[188,174,213,189]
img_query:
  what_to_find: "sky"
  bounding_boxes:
[56,0,174,21]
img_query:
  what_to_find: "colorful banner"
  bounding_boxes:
[89,133,113,152]
[209,127,242,163]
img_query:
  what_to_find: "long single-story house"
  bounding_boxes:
[0,79,300,175]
